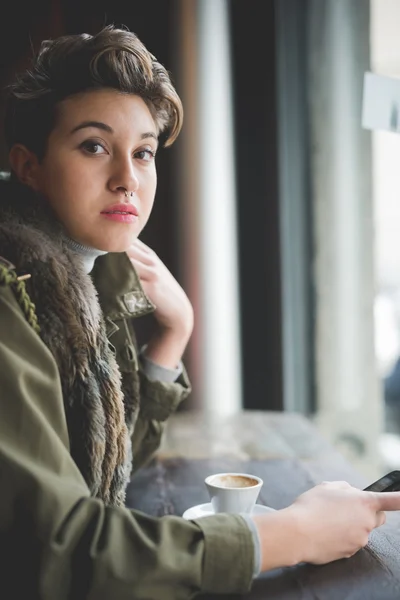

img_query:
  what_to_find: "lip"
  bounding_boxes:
[101,213,137,223]
[101,203,139,217]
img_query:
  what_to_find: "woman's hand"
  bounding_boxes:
[252,481,400,572]
[126,239,194,369]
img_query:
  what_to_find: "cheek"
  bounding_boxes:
[40,158,91,212]
[141,172,157,212]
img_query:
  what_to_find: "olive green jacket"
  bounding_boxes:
[0,257,254,597]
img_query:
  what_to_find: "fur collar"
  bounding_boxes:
[0,178,133,506]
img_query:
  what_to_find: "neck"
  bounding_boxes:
[64,237,108,274]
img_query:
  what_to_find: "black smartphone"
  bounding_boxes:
[364,470,400,492]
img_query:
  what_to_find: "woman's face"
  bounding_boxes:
[33,89,158,252]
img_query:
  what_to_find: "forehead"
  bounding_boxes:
[53,89,157,136]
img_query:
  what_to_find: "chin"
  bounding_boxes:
[93,235,137,254]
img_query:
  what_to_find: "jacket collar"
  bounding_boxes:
[91,252,155,322]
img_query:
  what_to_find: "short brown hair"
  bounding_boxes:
[4,25,183,159]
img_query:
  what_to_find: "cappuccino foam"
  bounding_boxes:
[212,475,259,488]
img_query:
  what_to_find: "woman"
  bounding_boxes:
[1,24,399,600]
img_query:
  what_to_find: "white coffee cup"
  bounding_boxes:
[205,472,263,514]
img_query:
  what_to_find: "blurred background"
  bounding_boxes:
[2,0,400,479]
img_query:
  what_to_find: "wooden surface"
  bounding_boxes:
[126,410,400,599]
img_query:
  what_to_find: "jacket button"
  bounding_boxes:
[123,291,151,313]
[124,295,137,312]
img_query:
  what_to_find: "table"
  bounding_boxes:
[126,410,400,599]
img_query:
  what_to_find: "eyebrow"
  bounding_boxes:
[70,121,158,141]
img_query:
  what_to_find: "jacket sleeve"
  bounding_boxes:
[0,284,254,599]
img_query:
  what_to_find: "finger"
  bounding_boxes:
[375,511,386,527]
[129,257,154,281]
[127,244,154,266]
[321,481,351,489]
[371,491,400,511]
[133,238,154,254]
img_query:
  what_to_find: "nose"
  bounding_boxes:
[108,155,139,196]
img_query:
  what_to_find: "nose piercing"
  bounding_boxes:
[124,190,133,198]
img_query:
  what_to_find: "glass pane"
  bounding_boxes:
[370,0,400,467]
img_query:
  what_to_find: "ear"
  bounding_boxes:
[8,144,41,190]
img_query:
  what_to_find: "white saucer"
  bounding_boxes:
[182,503,276,520]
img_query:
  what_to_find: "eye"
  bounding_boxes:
[80,140,107,155]
[134,148,156,162]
